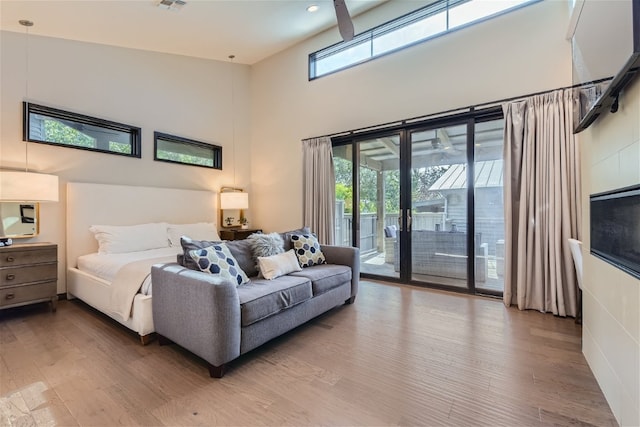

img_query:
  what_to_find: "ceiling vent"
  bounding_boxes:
[156,0,186,11]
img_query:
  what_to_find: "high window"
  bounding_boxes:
[154,132,222,169]
[309,0,538,79]
[24,102,141,157]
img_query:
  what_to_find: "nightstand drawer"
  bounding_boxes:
[0,282,56,307]
[0,248,57,267]
[0,264,57,287]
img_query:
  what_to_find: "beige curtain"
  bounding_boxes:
[503,89,582,317]
[302,137,335,245]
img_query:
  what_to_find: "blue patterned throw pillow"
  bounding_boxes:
[189,243,250,285]
[291,234,326,268]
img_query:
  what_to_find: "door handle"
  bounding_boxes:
[407,212,412,231]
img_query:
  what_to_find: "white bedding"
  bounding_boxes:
[77,247,181,294]
[66,182,217,341]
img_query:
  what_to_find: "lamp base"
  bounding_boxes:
[0,238,13,247]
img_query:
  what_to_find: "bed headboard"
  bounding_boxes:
[66,182,217,268]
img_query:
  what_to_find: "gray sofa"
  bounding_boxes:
[151,235,359,378]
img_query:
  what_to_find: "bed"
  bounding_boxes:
[66,182,217,344]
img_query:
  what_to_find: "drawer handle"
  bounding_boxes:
[6,274,15,281]
[5,293,15,300]
[6,256,14,262]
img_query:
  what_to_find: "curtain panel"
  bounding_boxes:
[502,89,582,317]
[302,137,335,245]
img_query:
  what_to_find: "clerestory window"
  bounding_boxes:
[309,0,539,80]
[24,102,141,157]
[154,132,222,169]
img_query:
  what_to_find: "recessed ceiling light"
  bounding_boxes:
[307,4,319,13]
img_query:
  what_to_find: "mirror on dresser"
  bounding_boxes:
[0,202,39,238]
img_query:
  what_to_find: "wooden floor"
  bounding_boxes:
[0,280,616,427]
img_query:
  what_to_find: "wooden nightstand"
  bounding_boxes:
[219,228,262,241]
[0,242,58,312]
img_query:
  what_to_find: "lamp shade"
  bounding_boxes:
[220,191,248,210]
[0,171,59,202]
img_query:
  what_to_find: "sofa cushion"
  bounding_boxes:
[280,226,311,251]
[289,264,351,296]
[237,275,312,327]
[180,236,258,277]
[226,240,259,277]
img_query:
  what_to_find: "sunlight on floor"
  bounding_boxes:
[0,382,55,427]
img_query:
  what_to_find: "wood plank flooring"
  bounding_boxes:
[0,280,617,426]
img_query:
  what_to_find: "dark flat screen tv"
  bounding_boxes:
[572,0,640,133]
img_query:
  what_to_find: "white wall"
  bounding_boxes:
[581,75,640,426]
[249,0,572,232]
[0,31,252,292]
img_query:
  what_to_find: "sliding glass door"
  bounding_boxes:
[409,123,468,287]
[332,108,505,296]
[474,118,505,293]
[333,134,401,280]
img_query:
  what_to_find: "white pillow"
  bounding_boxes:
[167,222,220,247]
[89,223,169,254]
[257,250,302,280]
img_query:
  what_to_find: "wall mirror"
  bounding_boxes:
[0,202,39,238]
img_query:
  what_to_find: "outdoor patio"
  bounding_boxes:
[360,250,504,292]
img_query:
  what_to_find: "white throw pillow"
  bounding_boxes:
[167,222,220,247]
[89,223,169,254]
[257,249,302,280]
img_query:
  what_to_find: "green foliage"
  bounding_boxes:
[42,119,132,155]
[334,151,449,214]
[43,120,95,148]
[109,141,132,155]
[334,156,352,186]
[358,166,378,213]
[412,166,450,202]
[156,150,213,166]
[335,183,353,213]
[384,170,400,213]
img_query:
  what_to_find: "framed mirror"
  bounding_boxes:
[0,202,39,238]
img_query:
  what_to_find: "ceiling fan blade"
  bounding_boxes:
[333,0,354,41]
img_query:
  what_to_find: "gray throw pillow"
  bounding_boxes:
[246,232,285,272]
[180,236,259,277]
[280,226,311,251]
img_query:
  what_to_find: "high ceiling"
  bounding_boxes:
[0,0,386,65]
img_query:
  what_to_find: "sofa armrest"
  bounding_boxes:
[321,245,360,299]
[151,263,241,368]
